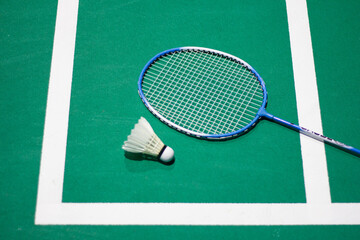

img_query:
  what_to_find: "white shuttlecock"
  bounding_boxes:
[122,117,174,163]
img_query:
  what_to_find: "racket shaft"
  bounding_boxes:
[299,126,360,156]
[261,110,360,157]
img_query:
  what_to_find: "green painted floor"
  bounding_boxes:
[1,0,359,239]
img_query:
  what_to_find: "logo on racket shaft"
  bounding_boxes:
[300,126,352,149]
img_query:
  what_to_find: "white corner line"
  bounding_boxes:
[35,0,359,225]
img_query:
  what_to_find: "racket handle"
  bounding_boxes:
[260,110,360,157]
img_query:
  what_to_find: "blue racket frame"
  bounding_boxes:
[138,47,268,139]
[138,47,360,157]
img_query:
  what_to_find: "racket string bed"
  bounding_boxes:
[142,50,264,135]
[145,53,260,134]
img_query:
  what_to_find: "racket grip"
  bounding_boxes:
[260,110,360,157]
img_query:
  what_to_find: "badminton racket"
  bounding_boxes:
[138,47,360,157]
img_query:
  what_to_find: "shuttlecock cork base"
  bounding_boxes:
[122,117,175,163]
[157,145,175,162]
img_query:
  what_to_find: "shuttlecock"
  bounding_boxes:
[122,117,174,163]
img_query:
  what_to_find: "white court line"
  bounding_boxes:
[35,0,360,225]
[35,0,78,209]
[36,203,360,225]
[286,0,331,204]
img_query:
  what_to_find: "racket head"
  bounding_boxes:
[138,47,268,139]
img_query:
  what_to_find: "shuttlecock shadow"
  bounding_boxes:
[124,151,175,166]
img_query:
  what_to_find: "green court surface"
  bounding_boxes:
[1,0,359,239]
